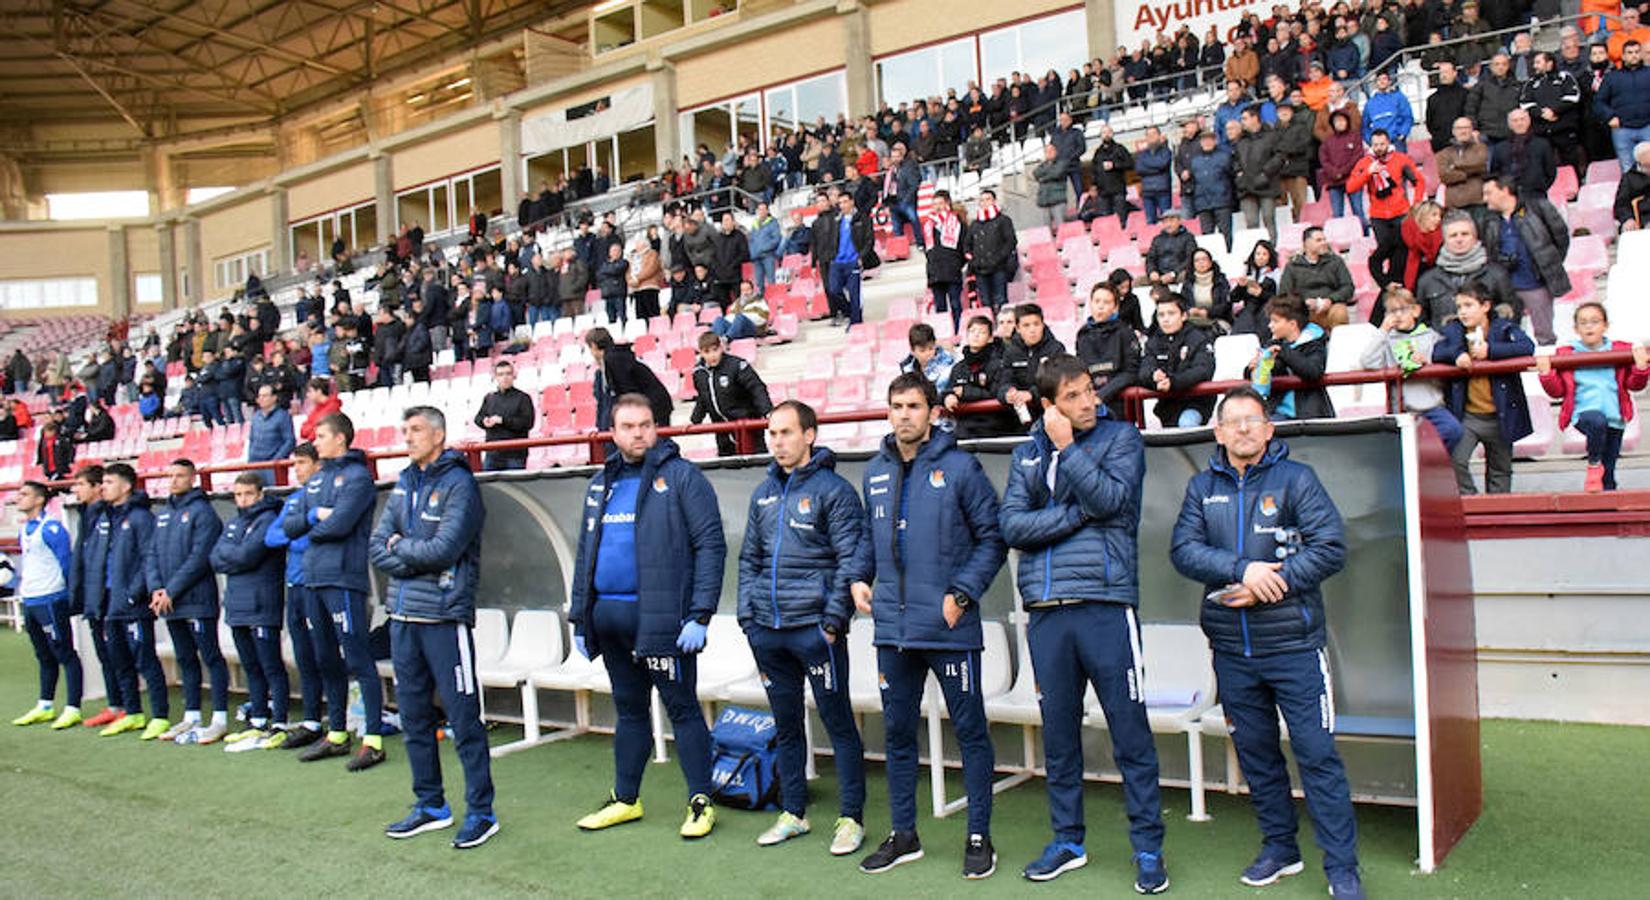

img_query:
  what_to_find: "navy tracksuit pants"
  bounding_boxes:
[391,619,495,818]
[1027,602,1164,852]
[286,585,324,724]
[84,615,124,710]
[165,617,229,713]
[24,600,82,707]
[591,598,713,801]
[1214,648,1359,877]
[230,625,289,724]
[878,645,996,836]
[308,588,383,735]
[106,618,169,719]
[747,624,865,821]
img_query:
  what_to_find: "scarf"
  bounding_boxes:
[925,208,962,249]
[976,203,998,221]
[1435,242,1487,275]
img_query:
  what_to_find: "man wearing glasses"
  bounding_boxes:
[1168,386,1361,900]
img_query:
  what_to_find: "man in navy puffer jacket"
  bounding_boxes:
[369,407,497,849]
[263,444,326,749]
[1169,386,1359,899]
[210,474,287,744]
[146,458,227,744]
[998,354,1167,892]
[736,401,866,853]
[282,412,386,770]
[568,394,726,839]
[848,373,1007,880]
[95,465,167,737]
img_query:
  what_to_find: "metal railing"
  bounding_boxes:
[2,348,1637,494]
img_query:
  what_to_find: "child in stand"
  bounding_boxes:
[1360,286,1462,449]
[1536,302,1650,492]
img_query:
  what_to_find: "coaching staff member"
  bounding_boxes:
[569,393,727,840]
[1169,386,1361,900]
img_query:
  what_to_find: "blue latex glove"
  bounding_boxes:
[676,620,708,653]
[573,633,589,660]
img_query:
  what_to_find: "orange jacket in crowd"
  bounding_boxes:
[1345,150,1426,221]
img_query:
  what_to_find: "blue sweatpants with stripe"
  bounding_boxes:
[230,625,289,724]
[84,615,123,710]
[24,600,82,708]
[308,588,382,735]
[391,619,495,818]
[1027,602,1164,852]
[748,624,865,821]
[592,598,713,801]
[166,617,229,714]
[1214,648,1358,878]
[106,617,169,720]
[878,645,996,836]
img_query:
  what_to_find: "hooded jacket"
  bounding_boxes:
[1361,88,1414,143]
[690,353,773,424]
[849,431,1007,651]
[736,448,864,634]
[1248,323,1334,420]
[999,416,1143,607]
[568,438,727,659]
[596,343,674,430]
[1140,324,1217,426]
[1170,440,1347,658]
[369,449,485,625]
[101,492,157,622]
[1075,315,1141,419]
[70,500,107,618]
[283,448,377,594]
[210,495,284,628]
[146,487,224,620]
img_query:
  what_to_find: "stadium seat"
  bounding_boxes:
[924,621,1025,817]
[1324,323,1381,416]
[1585,159,1623,187]
[1549,166,1579,206]
[480,610,572,756]
[1324,216,1362,251]
[1212,333,1261,380]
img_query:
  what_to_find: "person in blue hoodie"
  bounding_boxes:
[70,466,127,728]
[210,473,288,750]
[998,354,1167,893]
[263,443,326,750]
[1169,386,1361,900]
[6,481,82,730]
[568,393,727,840]
[282,412,387,770]
[736,401,867,854]
[369,407,497,850]
[849,373,1007,881]
[1361,70,1414,152]
[146,458,228,745]
[94,464,167,739]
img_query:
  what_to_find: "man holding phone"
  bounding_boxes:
[1168,386,1362,900]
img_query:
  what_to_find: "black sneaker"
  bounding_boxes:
[281,724,323,750]
[385,805,454,839]
[298,735,351,762]
[859,830,923,874]
[963,833,996,880]
[452,814,500,849]
[347,743,387,772]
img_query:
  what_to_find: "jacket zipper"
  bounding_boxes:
[398,467,420,616]
[770,474,791,628]
[1235,469,1252,658]
[1041,449,1054,603]
[705,364,725,421]
[890,463,906,646]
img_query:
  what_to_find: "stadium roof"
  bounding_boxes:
[0,0,581,144]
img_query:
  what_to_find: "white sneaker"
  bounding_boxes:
[830,817,865,856]
[159,718,198,742]
[224,729,268,753]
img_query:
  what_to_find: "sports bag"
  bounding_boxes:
[708,706,780,810]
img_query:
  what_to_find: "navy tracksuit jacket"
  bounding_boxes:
[1000,416,1164,853]
[369,449,493,818]
[851,430,1008,835]
[1169,439,1357,877]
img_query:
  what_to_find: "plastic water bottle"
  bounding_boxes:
[1251,346,1277,398]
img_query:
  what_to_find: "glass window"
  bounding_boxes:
[978,28,1020,84]
[134,273,164,305]
[352,204,376,251]
[617,124,657,182]
[765,85,795,133]
[1016,10,1088,80]
[0,277,99,309]
[734,95,761,149]
[794,72,846,127]
[431,184,450,232]
[878,38,973,106]
[472,168,503,217]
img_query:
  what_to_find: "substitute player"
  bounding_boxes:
[7,481,83,730]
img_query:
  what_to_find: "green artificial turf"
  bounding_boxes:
[0,630,1642,898]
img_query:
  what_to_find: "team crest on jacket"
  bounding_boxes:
[428,491,440,507]
[334,475,344,487]
[181,512,190,523]
[796,497,812,515]
[652,476,669,493]
[1260,494,1278,517]
[928,469,946,488]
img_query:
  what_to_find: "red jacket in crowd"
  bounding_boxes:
[1345,150,1425,221]
[300,393,342,443]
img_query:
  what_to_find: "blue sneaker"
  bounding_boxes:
[1022,842,1087,882]
[1327,869,1366,899]
[1240,849,1305,887]
[452,814,500,849]
[385,805,453,839]
[1134,851,1169,894]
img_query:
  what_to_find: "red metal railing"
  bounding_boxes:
[2,350,1643,499]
